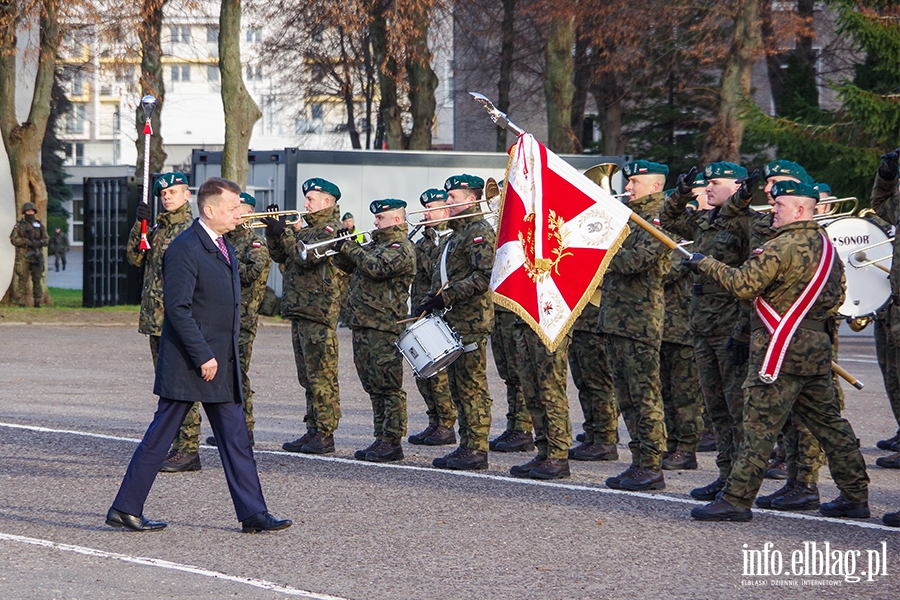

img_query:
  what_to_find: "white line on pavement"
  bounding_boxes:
[0,532,350,599]
[1,421,896,533]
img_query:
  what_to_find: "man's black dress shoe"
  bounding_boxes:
[241,511,293,533]
[105,508,166,531]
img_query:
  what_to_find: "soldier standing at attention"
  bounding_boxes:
[660,162,749,499]
[407,189,457,447]
[687,180,870,522]
[334,199,415,462]
[599,160,671,491]
[416,174,496,471]
[267,178,343,455]
[49,227,69,272]
[9,201,49,307]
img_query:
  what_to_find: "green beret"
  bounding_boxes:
[369,198,407,214]
[444,174,485,191]
[813,182,831,196]
[763,160,809,182]
[341,212,354,221]
[239,192,256,207]
[419,188,448,207]
[770,180,818,200]
[692,173,708,188]
[686,198,700,210]
[623,160,669,178]
[302,177,341,200]
[704,162,747,180]
[152,171,189,196]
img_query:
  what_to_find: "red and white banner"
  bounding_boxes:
[753,233,836,383]
[491,134,632,351]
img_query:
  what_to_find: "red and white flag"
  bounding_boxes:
[492,133,632,351]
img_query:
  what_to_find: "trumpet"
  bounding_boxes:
[298,229,374,260]
[241,209,306,228]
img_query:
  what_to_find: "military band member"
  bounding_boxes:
[600,160,671,491]
[268,178,344,455]
[687,180,870,522]
[334,199,416,462]
[490,308,534,452]
[9,201,49,307]
[416,174,496,471]
[407,189,457,447]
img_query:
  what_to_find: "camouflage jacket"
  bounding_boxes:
[430,207,496,335]
[226,226,271,330]
[333,223,415,335]
[411,223,449,308]
[662,255,692,345]
[573,301,600,334]
[660,189,748,337]
[49,231,69,255]
[871,173,900,296]
[698,220,845,379]
[267,204,343,327]
[598,191,670,348]
[10,216,49,264]
[126,202,193,336]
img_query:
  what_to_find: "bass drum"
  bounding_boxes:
[824,217,892,318]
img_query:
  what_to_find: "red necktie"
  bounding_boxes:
[215,236,231,265]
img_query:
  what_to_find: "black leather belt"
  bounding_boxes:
[693,283,727,295]
[750,316,831,333]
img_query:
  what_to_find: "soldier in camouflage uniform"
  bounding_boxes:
[9,202,49,307]
[600,160,671,492]
[268,178,344,455]
[659,252,703,469]
[334,199,415,462]
[660,162,749,499]
[490,305,534,452]
[688,180,870,521]
[125,172,196,471]
[567,296,619,461]
[407,189,457,447]
[415,174,496,471]
[204,193,271,448]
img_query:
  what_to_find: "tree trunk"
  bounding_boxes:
[701,0,762,163]
[592,70,624,156]
[336,31,362,150]
[759,0,784,115]
[219,0,261,188]
[406,25,437,149]
[544,15,578,153]
[369,1,404,150]
[570,26,591,154]
[135,0,167,179]
[0,0,60,306]
[496,0,516,152]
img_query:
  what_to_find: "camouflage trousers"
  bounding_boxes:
[15,259,43,305]
[693,335,744,479]
[569,330,618,446]
[414,368,456,428]
[292,318,342,434]
[352,328,407,444]
[446,334,492,451]
[490,311,531,433]
[722,372,869,510]
[606,335,666,469]
[514,325,572,459]
[874,313,900,435]
[660,341,703,453]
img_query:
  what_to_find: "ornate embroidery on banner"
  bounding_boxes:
[518,209,573,282]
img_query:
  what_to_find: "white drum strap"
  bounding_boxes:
[462,342,478,353]
[439,236,452,287]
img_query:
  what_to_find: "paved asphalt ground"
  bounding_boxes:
[0,312,899,599]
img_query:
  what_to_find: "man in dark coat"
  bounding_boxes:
[105,177,291,533]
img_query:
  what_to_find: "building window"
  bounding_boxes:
[245,65,262,81]
[171,26,191,43]
[246,27,261,43]
[311,103,324,120]
[65,104,86,134]
[64,142,85,166]
[171,65,190,82]
[207,65,219,82]
[206,26,218,43]
[171,65,179,81]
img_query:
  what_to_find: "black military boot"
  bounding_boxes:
[433,446,464,469]
[364,441,404,462]
[283,429,316,452]
[875,452,900,469]
[661,450,698,470]
[489,430,514,451]
[765,458,788,479]
[571,443,618,462]
[575,432,586,443]
[510,455,549,477]
[606,464,639,489]
[619,467,665,491]
[494,430,535,453]
[355,440,380,460]
[300,432,334,454]
[159,449,201,473]
[755,480,797,508]
[690,476,726,501]
[447,448,488,470]
[876,433,899,451]
[423,425,456,446]
[883,510,900,527]
[771,482,820,511]
[408,424,437,445]
[529,458,570,480]
[697,430,717,452]
[820,497,870,519]
[691,497,752,522]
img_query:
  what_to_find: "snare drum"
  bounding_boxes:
[824,217,892,318]
[396,314,464,379]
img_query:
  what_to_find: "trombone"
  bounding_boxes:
[405,199,498,227]
[298,229,374,260]
[750,196,859,220]
[848,237,894,273]
[241,209,306,229]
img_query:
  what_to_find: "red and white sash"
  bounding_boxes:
[753,233,835,383]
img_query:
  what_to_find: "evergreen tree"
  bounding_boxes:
[41,71,72,226]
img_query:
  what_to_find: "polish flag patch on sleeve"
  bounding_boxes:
[753,247,764,255]
[473,236,484,243]
[325,226,335,233]
[251,242,262,248]
[391,243,400,248]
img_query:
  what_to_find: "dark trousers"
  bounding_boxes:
[112,398,267,522]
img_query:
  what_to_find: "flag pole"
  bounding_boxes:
[138,95,157,252]
[469,92,691,260]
